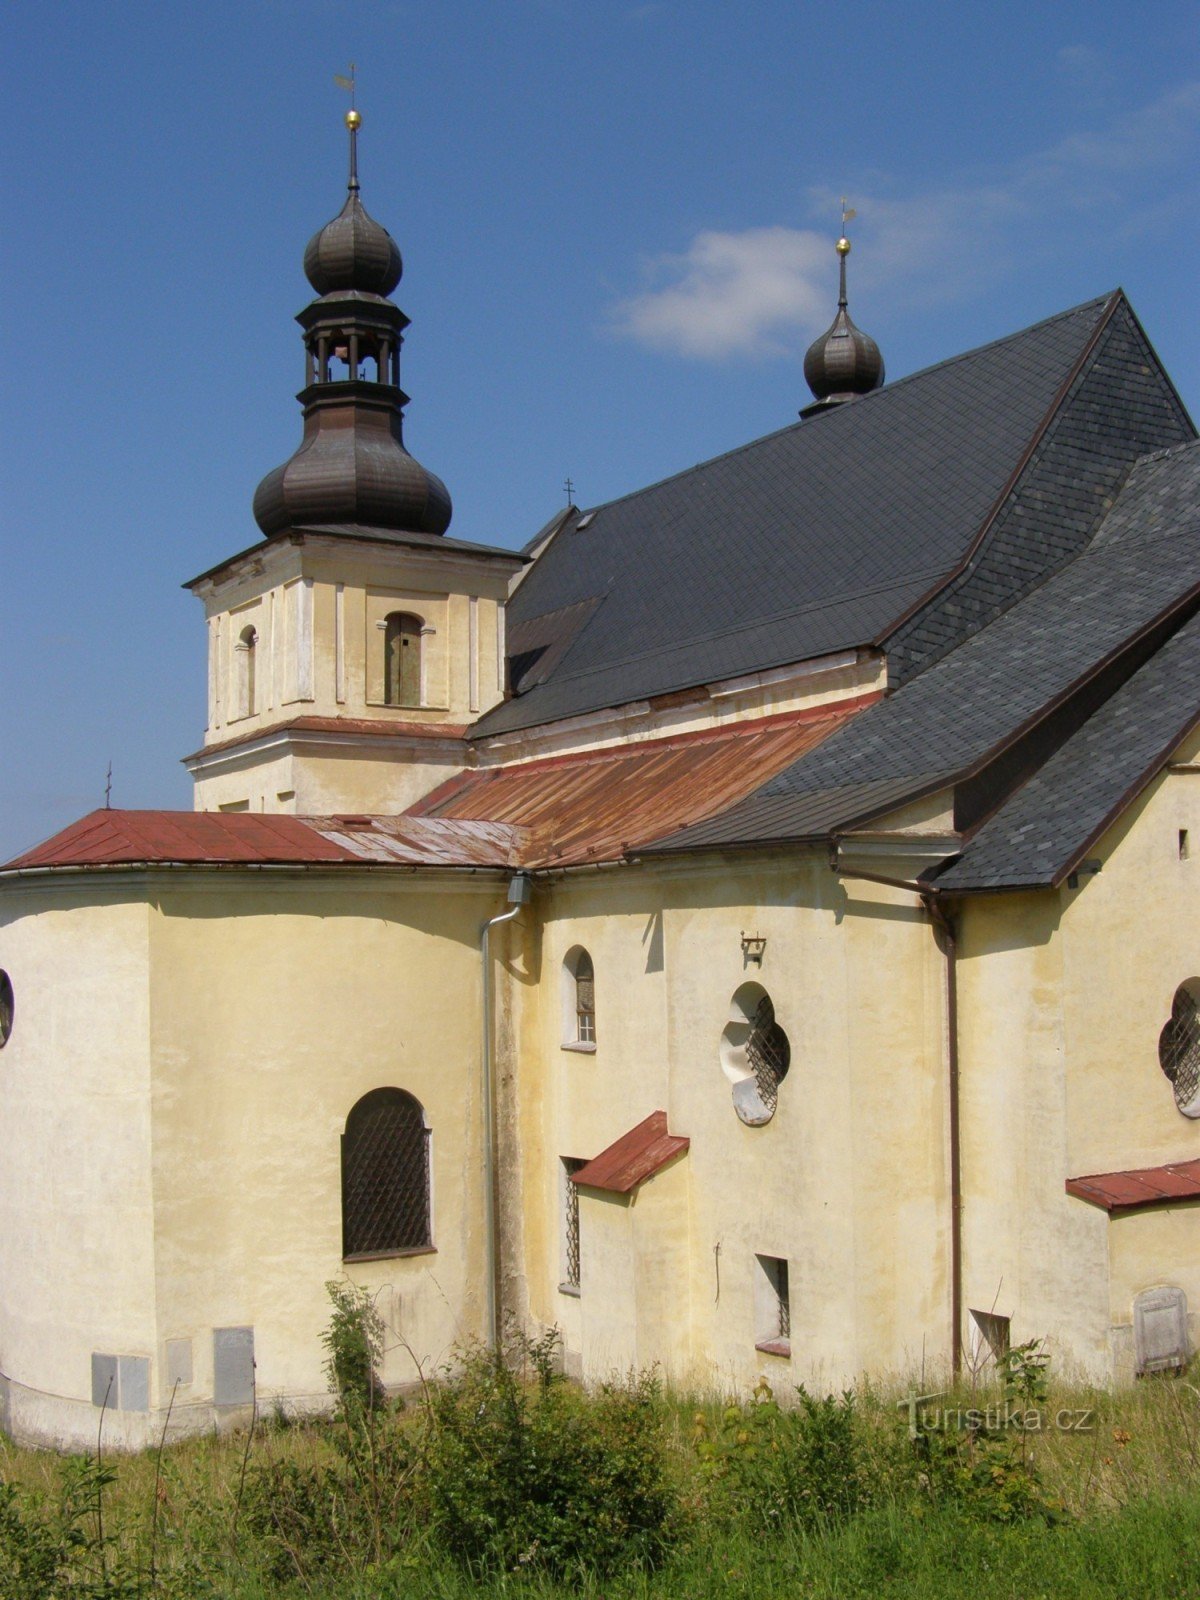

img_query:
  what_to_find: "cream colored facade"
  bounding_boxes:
[3,514,1199,1452]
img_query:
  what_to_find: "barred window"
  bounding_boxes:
[755,1254,791,1355]
[342,1088,432,1260]
[721,983,790,1126]
[560,1157,586,1293]
[1159,981,1200,1119]
[562,946,597,1049]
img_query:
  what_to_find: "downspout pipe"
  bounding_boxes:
[479,873,533,1353]
[830,852,963,1379]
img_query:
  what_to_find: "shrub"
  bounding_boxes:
[321,1279,386,1415]
[420,1332,677,1577]
[693,1378,870,1533]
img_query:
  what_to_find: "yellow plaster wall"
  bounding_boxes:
[145,873,504,1416]
[519,856,951,1393]
[0,885,159,1449]
[190,743,464,817]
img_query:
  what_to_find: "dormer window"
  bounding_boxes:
[235,625,258,719]
[384,612,423,707]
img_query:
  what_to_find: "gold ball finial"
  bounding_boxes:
[836,236,851,256]
[345,108,362,130]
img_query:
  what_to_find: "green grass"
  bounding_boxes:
[3,1363,1200,1598]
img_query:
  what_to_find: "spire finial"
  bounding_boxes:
[836,197,856,306]
[334,64,360,191]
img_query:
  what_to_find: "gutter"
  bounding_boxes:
[831,852,962,1379]
[479,873,533,1351]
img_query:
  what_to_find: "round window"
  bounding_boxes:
[720,982,790,1126]
[0,970,13,1048]
[1158,981,1200,1119]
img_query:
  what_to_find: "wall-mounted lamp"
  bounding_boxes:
[741,931,766,965]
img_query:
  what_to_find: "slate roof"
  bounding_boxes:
[473,295,1118,738]
[643,446,1200,856]
[933,603,1200,892]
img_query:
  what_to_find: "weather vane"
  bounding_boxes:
[839,197,857,254]
[333,63,358,111]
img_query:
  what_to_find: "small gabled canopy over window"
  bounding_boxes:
[1159,980,1200,1118]
[342,1088,432,1260]
[562,946,596,1047]
[384,612,423,708]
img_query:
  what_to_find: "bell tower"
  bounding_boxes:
[185,108,524,818]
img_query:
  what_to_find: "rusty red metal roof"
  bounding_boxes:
[1066,1158,1200,1212]
[571,1111,689,1194]
[410,697,877,867]
[2,810,524,873]
[4,810,362,869]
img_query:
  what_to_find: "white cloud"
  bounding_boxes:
[613,81,1200,361]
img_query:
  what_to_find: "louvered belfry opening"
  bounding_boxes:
[746,995,790,1116]
[342,1087,431,1259]
[1160,983,1200,1113]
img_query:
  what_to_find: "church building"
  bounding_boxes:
[2,112,1199,1449]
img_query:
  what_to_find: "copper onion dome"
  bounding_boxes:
[252,109,452,539]
[303,111,403,297]
[802,233,884,413]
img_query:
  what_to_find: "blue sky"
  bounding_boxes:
[2,0,1199,860]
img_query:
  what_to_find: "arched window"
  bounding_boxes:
[720,982,790,1126]
[562,946,597,1047]
[384,612,423,707]
[235,624,257,719]
[1159,981,1200,1118]
[0,969,13,1048]
[341,1088,432,1259]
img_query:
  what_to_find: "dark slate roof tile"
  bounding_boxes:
[934,601,1200,892]
[643,443,1200,854]
[474,296,1116,738]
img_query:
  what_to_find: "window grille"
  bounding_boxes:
[575,951,596,1044]
[561,1158,585,1290]
[755,1253,791,1350]
[1160,983,1200,1116]
[746,994,790,1115]
[342,1088,431,1259]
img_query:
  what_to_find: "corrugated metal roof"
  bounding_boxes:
[1066,1158,1200,1212]
[571,1111,689,1194]
[411,699,875,867]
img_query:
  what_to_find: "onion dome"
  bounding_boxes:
[303,111,402,296]
[251,107,452,540]
[253,407,452,537]
[803,234,884,411]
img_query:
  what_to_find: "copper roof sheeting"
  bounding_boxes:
[571,1111,689,1194]
[410,697,877,867]
[1066,1158,1200,1212]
